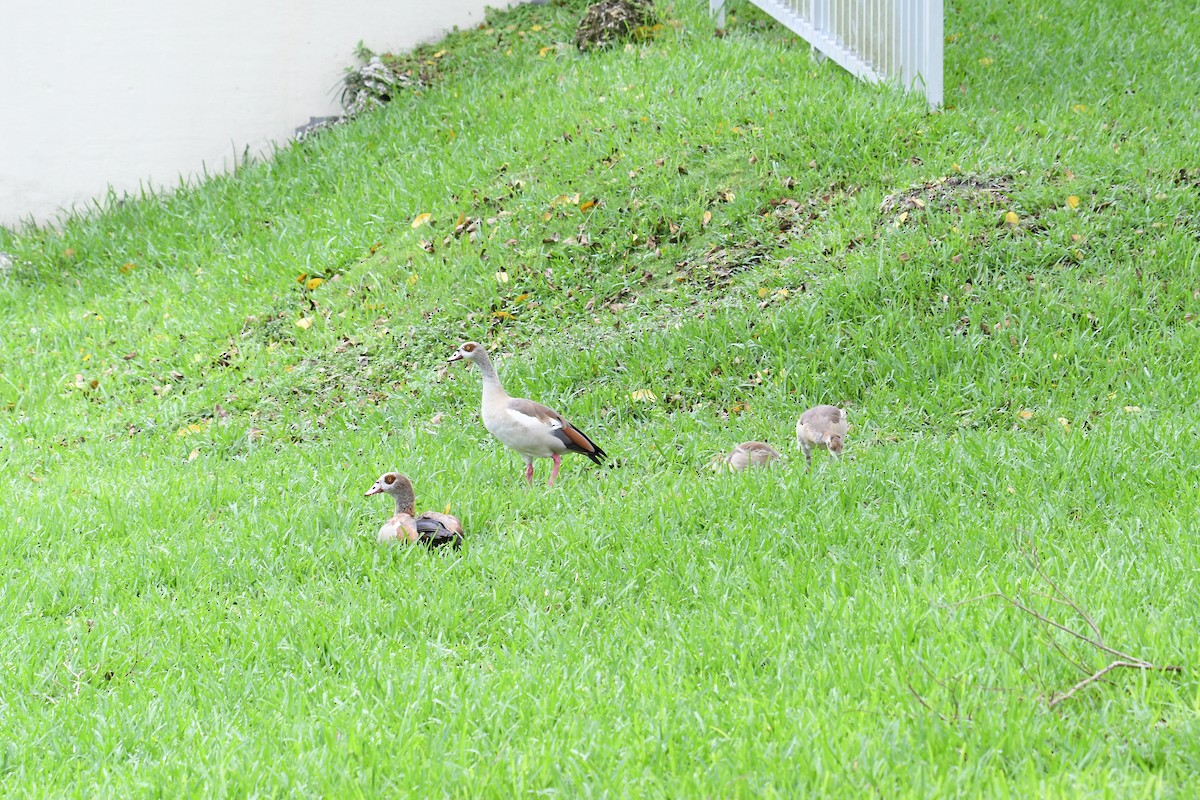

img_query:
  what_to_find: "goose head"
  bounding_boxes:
[448,341,487,365]
[365,471,416,514]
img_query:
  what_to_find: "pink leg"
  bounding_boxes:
[548,454,562,487]
[524,461,535,485]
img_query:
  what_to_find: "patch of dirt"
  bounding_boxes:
[880,175,1014,225]
[673,184,857,289]
[575,0,656,51]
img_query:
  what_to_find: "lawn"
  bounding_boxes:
[1,0,1199,795]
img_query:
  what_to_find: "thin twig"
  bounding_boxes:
[1005,593,1136,663]
[1048,660,1182,708]
[1026,551,1104,642]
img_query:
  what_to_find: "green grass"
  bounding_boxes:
[2,0,1199,794]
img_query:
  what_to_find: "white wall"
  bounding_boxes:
[0,0,493,228]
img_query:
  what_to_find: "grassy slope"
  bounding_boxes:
[1,0,1199,795]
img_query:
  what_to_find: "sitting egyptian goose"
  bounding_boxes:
[448,342,606,486]
[716,441,783,471]
[796,404,848,467]
[365,471,463,548]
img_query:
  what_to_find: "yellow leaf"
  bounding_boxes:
[1072,104,1088,113]
[120,262,136,274]
[433,49,447,57]
[774,288,789,298]
[1018,409,1033,420]
[1066,195,1080,209]
[495,271,509,283]
[412,212,433,228]
[952,162,962,173]
[455,211,466,228]
[538,46,554,57]
[188,449,200,462]
[551,194,570,207]
[296,273,308,283]
[579,199,597,212]
[513,293,529,302]
[305,277,324,290]
[702,210,712,227]
[531,24,543,31]
[1004,211,1020,226]
[757,287,770,298]
[1123,405,1141,413]
[628,389,657,402]
[492,310,514,320]
[978,57,993,66]
[542,212,553,221]
[296,317,313,329]
[443,502,453,514]
[1057,417,1070,432]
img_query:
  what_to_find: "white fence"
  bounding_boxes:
[712,0,943,108]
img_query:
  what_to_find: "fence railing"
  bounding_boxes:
[711,0,943,108]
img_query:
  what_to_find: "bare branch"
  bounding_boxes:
[1026,551,1104,642]
[1048,660,1182,708]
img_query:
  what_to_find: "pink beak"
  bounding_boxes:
[365,485,382,496]
[448,352,463,362]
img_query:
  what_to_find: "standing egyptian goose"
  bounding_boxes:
[448,342,606,486]
[716,441,783,471]
[365,471,464,548]
[796,405,848,467]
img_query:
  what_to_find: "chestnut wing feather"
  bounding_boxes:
[507,397,607,464]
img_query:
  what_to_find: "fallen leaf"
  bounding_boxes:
[628,389,657,402]
[1066,195,1080,209]
[120,263,136,274]
[306,277,324,290]
[579,198,597,212]
[538,46,554,57]
[430,413,443,425]
[495,271,509,283]
[296,317,312,329]
[492,310,514,320]
[979,57,993,66]
[1072,104,1087,113]
[702,210,712,227]
[1018,409,1033,420]
[1004,211,1020,226]
[757,287,770,298]
[513,293,529,302]
[187,449,200,462]
[407,274,419,286]
[411,212,433,228]
[1123,405,1141,413]
[1057,417,1070,432]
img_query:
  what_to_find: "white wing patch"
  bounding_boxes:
[507,407,560,431]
